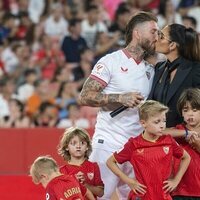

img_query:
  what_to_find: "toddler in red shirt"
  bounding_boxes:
[172,88,200,199]
[58,127,104,199]
[30,155,95,200]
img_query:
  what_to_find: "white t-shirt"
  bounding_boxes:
[81,20,107,49]
[90,49,154,151]
[44,16,68,39]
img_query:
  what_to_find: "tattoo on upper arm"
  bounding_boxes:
[79,78,106,106]
[82,77,104,92]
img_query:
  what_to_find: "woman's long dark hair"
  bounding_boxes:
[169,24,200,61]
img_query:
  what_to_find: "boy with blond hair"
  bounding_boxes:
[107,100,191,200]
[30,155,95,200]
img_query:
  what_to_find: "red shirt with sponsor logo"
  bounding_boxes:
[45,174,86,200]
[172,124,200,197]
[114,134,183,200]
[60,160,104,186]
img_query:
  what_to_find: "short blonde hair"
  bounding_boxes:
[30,155,58,184]
[58,127,92,161]
[138,100,169,121]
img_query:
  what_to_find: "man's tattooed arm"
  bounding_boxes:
[78,77,121,107]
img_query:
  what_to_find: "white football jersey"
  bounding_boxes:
[90,49,154,151]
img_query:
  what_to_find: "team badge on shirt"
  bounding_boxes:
[87,172,94,180]
[163,146,169,154]
[94,63,105,75]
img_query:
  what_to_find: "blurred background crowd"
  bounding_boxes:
[0,0,199,129]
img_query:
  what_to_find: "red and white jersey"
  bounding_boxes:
[114,134,184,200]
[90,49,154,151]
[45,174,86,200]
[60,160,104,187]
[172,124,200,197]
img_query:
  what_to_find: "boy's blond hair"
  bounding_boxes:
[58,127,92,161]
[30,155,58,184]
[138,100,169,121]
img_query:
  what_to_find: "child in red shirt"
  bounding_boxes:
[58,127,104,199]
[30,155,95,200]
[107,100,191,200]
[172,88,200,199]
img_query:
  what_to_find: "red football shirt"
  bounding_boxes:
[45,174,86,200]
[114,134,183,200]
[172,124,200,197]
[60,160,104,187]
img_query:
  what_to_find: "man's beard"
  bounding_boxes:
[141,39,156,55]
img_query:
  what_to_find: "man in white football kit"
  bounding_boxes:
[78,12,159,199]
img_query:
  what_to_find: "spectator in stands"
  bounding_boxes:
[58,127,104,198]
[16,68,37,102]
[0,98,30,128]
[26,79,55,117]
[81,5,107,49]
[157,0,182,29]
[43,2,68,40]
[72,47,94,90]
[109,5,130,46]
[0,78,16,119]
[182,15,197,30]
[15,11,34,41]
[50,65,73,98]
[30,155,95,200]
[31,34,65,80]
[94,31,121,61]
[0,13,18,44]
[33,101,58,127]
[187,0,200,33]
[55,81,77,120]
[57,103,90,129]
[61,18,87,64]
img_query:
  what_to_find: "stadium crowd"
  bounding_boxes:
[0,0,199,130]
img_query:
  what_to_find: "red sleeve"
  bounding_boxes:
[171,136,184,159]
[93,162,104,187]
[114,138,133,164]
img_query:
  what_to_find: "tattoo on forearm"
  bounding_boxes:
[79,78,121,107]
[108,94,120,103]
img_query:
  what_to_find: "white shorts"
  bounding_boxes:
[89,147,134,200]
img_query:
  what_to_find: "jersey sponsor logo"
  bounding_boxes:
[136,148,144,154]
[46,193,50,200]
[120,67,128,73]
[163,146,169,154]
[94,63,105,75]
[87,172,94,180]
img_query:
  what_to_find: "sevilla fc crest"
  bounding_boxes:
[87,172,94,180]
[163,146,169,154]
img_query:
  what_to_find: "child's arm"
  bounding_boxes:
[163,128,196,138]
[84,184,104,197]
[106,155,146,195]
[163,150,191,193]
[84,188,96,200]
